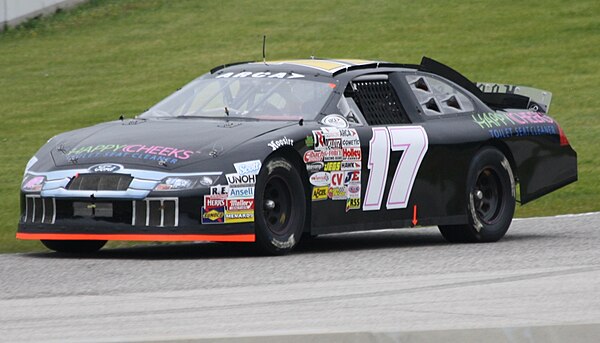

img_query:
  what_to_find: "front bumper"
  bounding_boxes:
[17,194,255,242]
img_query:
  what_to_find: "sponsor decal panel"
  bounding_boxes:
[306,162,324,173]
[268,137,294,151]
[204,195,226,209]
[324,149,343,161]
[305,135,314,148]
[471,111,557,139]
[228,186,255,199]
[313,131,326,151]
[346,198,361,212]
[202,206,225,224]
[309,172,331,186]
[233,160,261,175]
[312,186,328,201]
[210,184,229,195]
[343,147,362,160]
[347,183,361,199]
[303,127,364,212]
[342,137,360,148]
[304,150,324,163]
[330,171,345,187]
[344,170,361,184]
[225,210,254,223]
[328,186,347,200]
[339,128,358,138]
[66,144,194,164]
[226,173,257,186]
[341,161,361,170]
[216,71,305,79]
[320,127,341,137]
[88,163,122,173]
[226,198,254,211]
[321,114,349,128]
[323,161,341,172]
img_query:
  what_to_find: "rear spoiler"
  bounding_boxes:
[418,57,552,113]
[475,82,552,113]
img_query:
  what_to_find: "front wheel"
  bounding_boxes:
[254,157,306,255]
[438,147,516,243]
[41,240,107,253]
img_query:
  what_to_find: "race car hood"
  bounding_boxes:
[49,118,296,170]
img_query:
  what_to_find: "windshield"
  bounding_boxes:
[140,77,335,120]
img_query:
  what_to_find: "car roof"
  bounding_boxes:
[210,58,419,78]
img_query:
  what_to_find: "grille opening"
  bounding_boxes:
[67,174,132,191]
[42,198,54,224]
[149,201,162,226]
[132,198,179,227]
[24,195,56,224]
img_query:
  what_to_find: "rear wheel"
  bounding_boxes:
[254,157,306,255]
[41,240,106,253]
[438,147,515,243]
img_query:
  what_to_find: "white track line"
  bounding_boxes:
[514,211,600,221]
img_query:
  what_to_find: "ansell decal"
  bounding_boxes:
[228,186,255,199]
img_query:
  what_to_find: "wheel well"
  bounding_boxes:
[265,147,311,233]
[480,140,519,184]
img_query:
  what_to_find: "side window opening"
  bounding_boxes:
[341,76,411,125]
[406,74,474,116]
[337,96,363,125]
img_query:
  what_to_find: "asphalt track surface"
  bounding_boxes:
[1,212,599,342]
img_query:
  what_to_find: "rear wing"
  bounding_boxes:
[419,57,552,113]
[476,82,552,113]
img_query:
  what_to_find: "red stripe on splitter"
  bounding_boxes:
[16,232,255,242]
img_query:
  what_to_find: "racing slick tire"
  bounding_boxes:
[438,147,515,243]
[254,157,306,255]
[41,240,107,253]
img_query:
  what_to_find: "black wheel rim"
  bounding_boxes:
[262,176,292,235]
[473,168,503,224]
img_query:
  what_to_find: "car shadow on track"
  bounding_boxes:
[25,228,543,260]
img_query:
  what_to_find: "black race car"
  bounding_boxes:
[18,57,577,254]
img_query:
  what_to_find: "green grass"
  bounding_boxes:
[1,0,598,253]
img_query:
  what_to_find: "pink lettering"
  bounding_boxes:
[158,147,173,156]
[123,144,141,153]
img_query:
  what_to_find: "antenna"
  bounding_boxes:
[262,35,267,64]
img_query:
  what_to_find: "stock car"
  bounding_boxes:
[17,57,577,255]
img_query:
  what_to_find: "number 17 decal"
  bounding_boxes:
[363,126,428,211]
